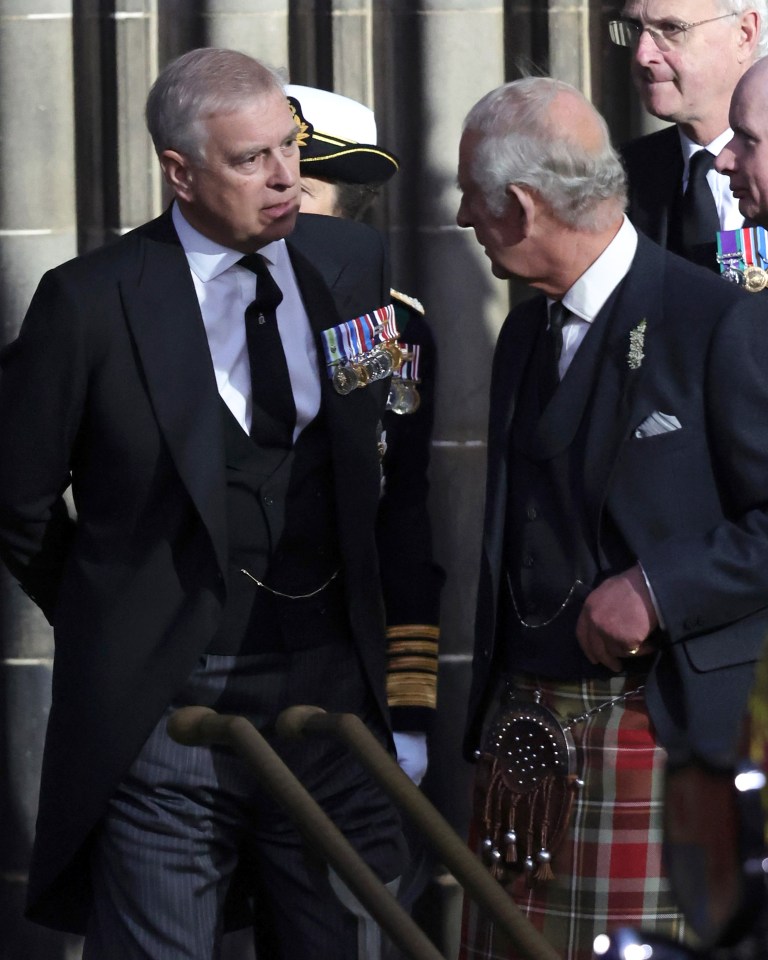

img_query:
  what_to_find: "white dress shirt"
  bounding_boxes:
[172,204,321,441]
[549,215,638,379]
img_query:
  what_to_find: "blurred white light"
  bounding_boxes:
[592,934,654,959]
[593,934,611,955]
[624,946,653,960]
[735,769,766,792]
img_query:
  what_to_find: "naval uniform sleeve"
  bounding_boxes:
[378,295,445,732]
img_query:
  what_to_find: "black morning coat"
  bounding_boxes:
[0,210,398,932]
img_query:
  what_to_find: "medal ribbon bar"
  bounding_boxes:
[394,343,421,383]
[717,226,768,291]
[321,304,402,395]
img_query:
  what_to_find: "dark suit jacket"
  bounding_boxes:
[622,125,683,250]
[0,210,394,931]
[464,234,768,770]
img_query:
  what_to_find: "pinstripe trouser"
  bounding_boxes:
[82,640,405,960]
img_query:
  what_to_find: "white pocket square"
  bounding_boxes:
[634,411,682,438]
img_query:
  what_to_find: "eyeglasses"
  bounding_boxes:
[608,12,737,52]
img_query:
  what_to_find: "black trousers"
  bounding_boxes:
[83,637,404,960]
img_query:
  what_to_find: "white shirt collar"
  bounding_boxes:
[171,203,285,281]
[677,127,733,168]
[559,216,638,323]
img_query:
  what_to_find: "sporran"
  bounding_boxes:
[475,680,645,887]
[476,685,579,886]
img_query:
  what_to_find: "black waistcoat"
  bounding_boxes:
[500,299,633,680]
[207,403,346,655]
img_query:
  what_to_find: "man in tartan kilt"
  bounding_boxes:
[456,76,768,960]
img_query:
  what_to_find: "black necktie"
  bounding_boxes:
[238,254,296,448]
[675,149,720,268]
[541,301,567,406]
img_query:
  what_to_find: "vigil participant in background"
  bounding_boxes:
[0,48,406,960]
[285,83,444,788]
[456,76,768,960]
[716,56,768,226]
[613,0,765,269]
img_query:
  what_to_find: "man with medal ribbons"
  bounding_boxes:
[716,55,768,288]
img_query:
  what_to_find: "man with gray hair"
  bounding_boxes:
[458,76,768,959]
[0,47,405,959]
[612,1,764,269]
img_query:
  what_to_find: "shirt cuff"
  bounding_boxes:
[639,563,666,631]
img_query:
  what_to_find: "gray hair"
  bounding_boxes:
[719,1,768,58]
[462,77,627,232]
[145,48,285,163]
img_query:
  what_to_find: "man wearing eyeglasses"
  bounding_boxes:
[612,1,765,270]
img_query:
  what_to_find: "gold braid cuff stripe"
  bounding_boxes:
[386,674,437,709]
[386,624,440,641]
[387,656,438,674]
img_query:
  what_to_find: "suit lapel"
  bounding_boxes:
[582,235,666,530]
[287,240,386,533]
[653,130,683,248]
[491,301,543,451]
[641,128,683,248]
[119,213,228,575]
[483,301,542,593]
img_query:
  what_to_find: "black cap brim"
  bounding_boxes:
[299,133,399,184]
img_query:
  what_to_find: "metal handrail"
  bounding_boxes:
[167,706,445,960]
[276,705,561,960]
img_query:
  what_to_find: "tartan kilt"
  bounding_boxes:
[460,673,687,960]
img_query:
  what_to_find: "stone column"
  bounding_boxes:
[193,0,290,73]
[376,2,507,954]
[548,0,592,91]
[76,0,161,251]
[0,3,82,958]
[329,0,372,103]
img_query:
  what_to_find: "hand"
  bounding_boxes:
[393,731,428,786]
[576,565,658,672]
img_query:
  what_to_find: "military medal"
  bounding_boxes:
[716,230,746,286]
[386,343,422,415]
[387,379,411,415]
[332,364,361,395]
[717,227,768,291]
[741,226,768,291]
[321,304,401,395]
[744,265,768,293]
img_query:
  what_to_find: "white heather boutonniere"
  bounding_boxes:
[627,319,647,370]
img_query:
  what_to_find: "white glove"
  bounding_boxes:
[393,731,428,786]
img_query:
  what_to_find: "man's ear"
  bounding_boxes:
[507,183,536,237]
[159,150,195,201]
[737,10,760,63]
